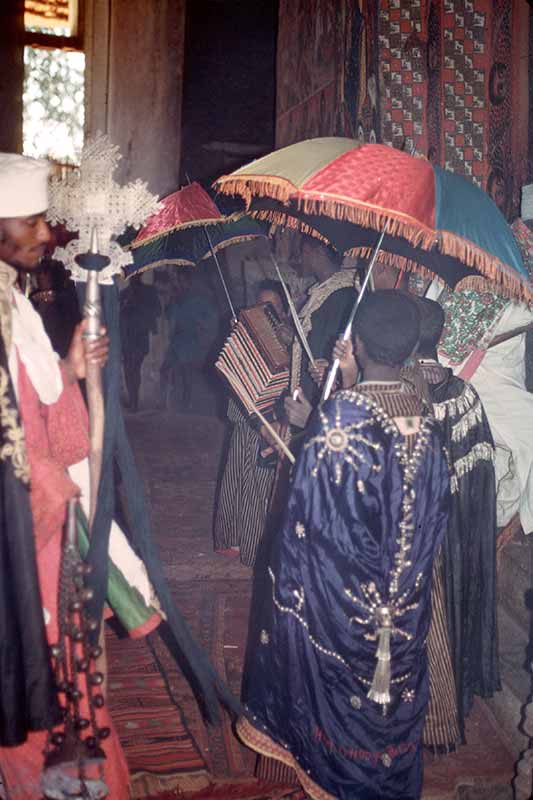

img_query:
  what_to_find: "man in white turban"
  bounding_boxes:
[0,154,131,799]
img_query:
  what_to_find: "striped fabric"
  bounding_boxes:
[105,628,208,798]
[256,754,299,787]
[423,554,461,750]
[214,400,277,567]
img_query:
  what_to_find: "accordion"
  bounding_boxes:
[215,303,290,415]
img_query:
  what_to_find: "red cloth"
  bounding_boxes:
[134,182,221,244]
[303,143,437,230]
[0,361,130,799]
[17,361,89,552]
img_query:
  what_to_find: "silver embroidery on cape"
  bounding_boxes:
[450,400,483,442]
[275,391,434,711]
[449,442,494,494]
[305,391,397,486]
[432,384,478,421]
[269,568,349,668]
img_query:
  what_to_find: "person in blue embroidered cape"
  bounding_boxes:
[237,290,451,800]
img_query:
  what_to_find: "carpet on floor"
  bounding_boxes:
[107,571,515,800]
[422,698,515,798]
[142,783,303,799]
[145,578,256,781]
[107,576,297,798]
[106,623,210,799]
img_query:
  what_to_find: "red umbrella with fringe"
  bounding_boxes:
[123,182,265,276]
[123,181,266,321]
[215,137,532,303]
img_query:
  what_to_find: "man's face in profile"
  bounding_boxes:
[0,213,51,271]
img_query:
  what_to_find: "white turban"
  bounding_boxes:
[0,153,50,219]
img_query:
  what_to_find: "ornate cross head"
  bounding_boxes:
[47,132,161,283]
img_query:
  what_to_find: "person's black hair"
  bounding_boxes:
[256,279,288,312]
[301,235,343,267]
[413,296,445,356]
[354,289,420,367]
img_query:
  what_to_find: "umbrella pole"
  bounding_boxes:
[84,284,104,528]
[321,230,386,402]
[269,253,316,367]
[76,227,109,528]
[203,225,238,323]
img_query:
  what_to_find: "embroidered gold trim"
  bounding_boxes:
[0,261,17,354]
[0,366,30,483]
[236,716,336,800]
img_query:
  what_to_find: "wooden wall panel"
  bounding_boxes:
[85,0,185,197]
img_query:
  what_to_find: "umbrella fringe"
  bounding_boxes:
[254,210,331,247]
[452,274,530,300]
[348,246,439,283]
[299,196,531,302]
[125,235,264,279]
[125,257,197,278]
[348,246,530,302]
[298,196,436,250]
[438,230,531,301]
[217,176,294,207]
[201,233,265,260]
[128,216,224,250]
[249,198,531,303]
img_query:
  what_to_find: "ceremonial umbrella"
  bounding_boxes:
[123,181,266,277]
[215,137,532,302]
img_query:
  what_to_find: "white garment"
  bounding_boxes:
[68,459,157,608]
[9,289,62,405]
[439,300,533,533]
[5,277,160,613]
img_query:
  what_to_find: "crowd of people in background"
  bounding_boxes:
[3,149,533,799]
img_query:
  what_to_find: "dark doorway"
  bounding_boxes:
[181,0,278,187]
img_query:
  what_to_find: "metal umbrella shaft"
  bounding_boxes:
[202,222,238,324]
[77,230,109,529]
[269,254,316,367]
[321,230,386,402]
[83,272,105,528]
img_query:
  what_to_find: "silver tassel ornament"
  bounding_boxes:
[367,607,392,707]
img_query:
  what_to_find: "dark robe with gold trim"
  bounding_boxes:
[0,335,58,746]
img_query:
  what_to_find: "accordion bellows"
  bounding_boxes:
[216,303,290,415]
